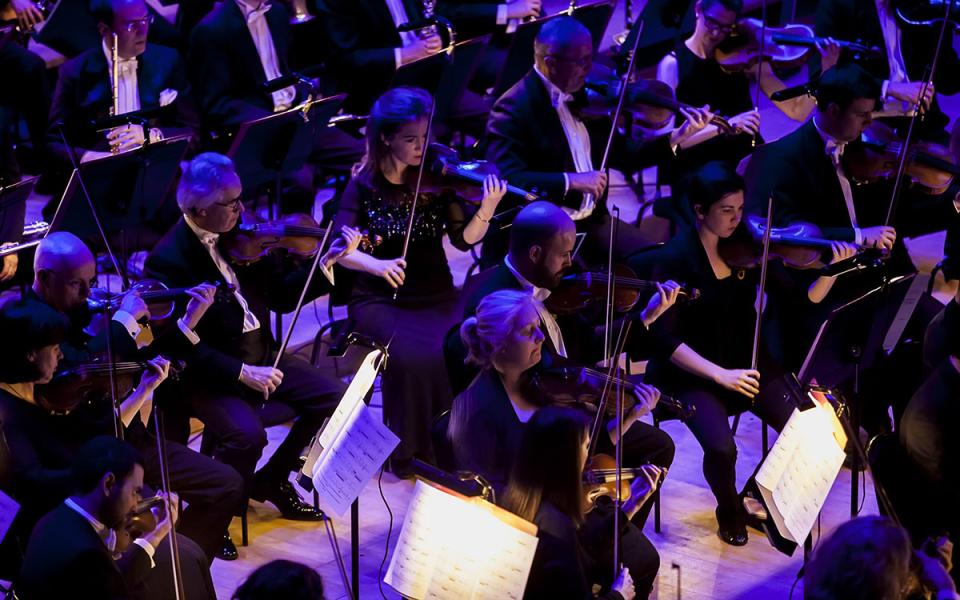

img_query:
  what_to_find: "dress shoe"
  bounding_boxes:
[216,533,238,561]
[716,508,748,546]
[251,480,325,521]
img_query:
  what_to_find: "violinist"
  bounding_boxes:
[0,303,216,599]
[654,0,839,210]
[483,16,713,266]
[331,87,507,478]
[144,153,360,546]
[628,162,857,546]
[502,406,662,599]
[813,0,960,142]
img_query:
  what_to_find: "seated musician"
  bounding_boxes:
[48,0,197,161]
[814,0,960,143]
[186,0,363,184]
[628,162,857,546]
[654,0,839,210]
[331,87,507,477]
[503,405,663,599]
[0,182,27,284]
[483,16,711,266]
[144,153,359,546]
[0,303,216,599]
[15,232,244,563]
[743,64,960,427]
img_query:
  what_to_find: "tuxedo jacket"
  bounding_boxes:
[485,71,674,220]
[17,503,152,600]
[144,218,333,390]
[187,1,295,129]
[49,43,197,150]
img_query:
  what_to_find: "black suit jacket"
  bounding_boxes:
[485,71,673,217]
[49,43,197,150]
[187,1,295,129]
[17,503,153,600]
[144,218,333,390]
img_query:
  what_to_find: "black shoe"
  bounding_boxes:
[251,480,325,521]
[217,533,238,561]
[716,508,748,546]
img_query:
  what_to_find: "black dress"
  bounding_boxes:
[333,174,473,465]
[628,227,795,524]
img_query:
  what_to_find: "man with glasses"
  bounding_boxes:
[482,16,712,267]
[48,0,197,160]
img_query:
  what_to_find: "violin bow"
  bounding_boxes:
[394,98,438,301]
[751,197,774,376]
[751,0,768,148]
[599,20,643,172]
[152,408,186,599]
[883,0,954,227]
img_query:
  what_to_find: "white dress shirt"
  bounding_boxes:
[874,0,917,117]
[185,216,261,333]
[64,498,156,566]
[504,255,568,358]
[234,0,295,112]
[101,40,165,144]
[382,0,418,68]
[534,65,596,221]
[813,117,863,245]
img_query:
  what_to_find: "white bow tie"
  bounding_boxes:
[825,139,846,164]
[246,3,271,23]
[199,231,219,247]
[550,89,574,108]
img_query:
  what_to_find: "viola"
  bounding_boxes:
[718,214,885,269]
[545,264,700,315]
[582,68,734,133]
[37,357,184,414]
[715,19,816,72]
[87,279,235,321]
[410,144,540,205]
[531,365,696,421]
[842,121,960,195]
[222,213,382,265]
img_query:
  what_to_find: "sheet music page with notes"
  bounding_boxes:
[317,349,383,449]
[755,405,846,543]
[384,480,539,600]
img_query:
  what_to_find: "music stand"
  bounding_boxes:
[0,177,35,243]
[491,0,616,98]
[48,137,189,259]
[390,35,491,122]
[226,94,345,204]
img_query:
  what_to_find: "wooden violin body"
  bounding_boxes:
[719,215,836,269]
[37,358,184,414]
[87,279,235,322]
[222,213,381,265]
[545,264,700,315]
[715,19,815,72]
[415,143,540,204]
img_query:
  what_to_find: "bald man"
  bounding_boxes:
[49,0,196,157]
[483,17,712,267]
[447,202,678,530]
[18,232,244,563]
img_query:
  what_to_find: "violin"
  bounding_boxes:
[87,279,235,321]
[715,19,817,72]
[531,365,696,421]
[718,214,885,269]
[37,357,184,414]
[582,453,656,512]
[116,494,166,553]
[222,213,382,265]
[767,32,881,60]
[545,264,700,315]
[582,67,734,133]
[843,121,960,195]
[410,144,540,204]
[895,0,960,28]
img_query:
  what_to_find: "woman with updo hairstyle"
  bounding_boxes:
[332,87,508,477]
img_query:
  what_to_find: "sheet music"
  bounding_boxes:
[0,490,20,544]
[756,406,846,543]
[317,350,382,450]
[385,481,538,600]
[311,400,399,517]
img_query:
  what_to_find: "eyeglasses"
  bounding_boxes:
[215,195,243,210]
[121,14,154,33]
[545,53,593,69]
[703,15,736,34]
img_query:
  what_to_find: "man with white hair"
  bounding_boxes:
[144,152,360,553]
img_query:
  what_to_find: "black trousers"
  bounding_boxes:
[677,382,794,525]
[130,424,244,562]
[190,355,344,495]
[581,498,660,600]
[135,533,217,600]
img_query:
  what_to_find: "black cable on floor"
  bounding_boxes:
[377,465,394,600]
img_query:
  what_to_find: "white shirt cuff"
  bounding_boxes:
[562,172,570,194]
[496,4,508,24]
[952,193,960,213]
[176,318,201,345]
[112,310,142,341]
[853,227,863,246]
[133,538,157,568]
[394,47,403,69]
[320,263,336,286]
[881,79,891,100]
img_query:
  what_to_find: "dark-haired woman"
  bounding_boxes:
[504,406,662,600]
[333,87,507,475]
[629,162,856,546]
